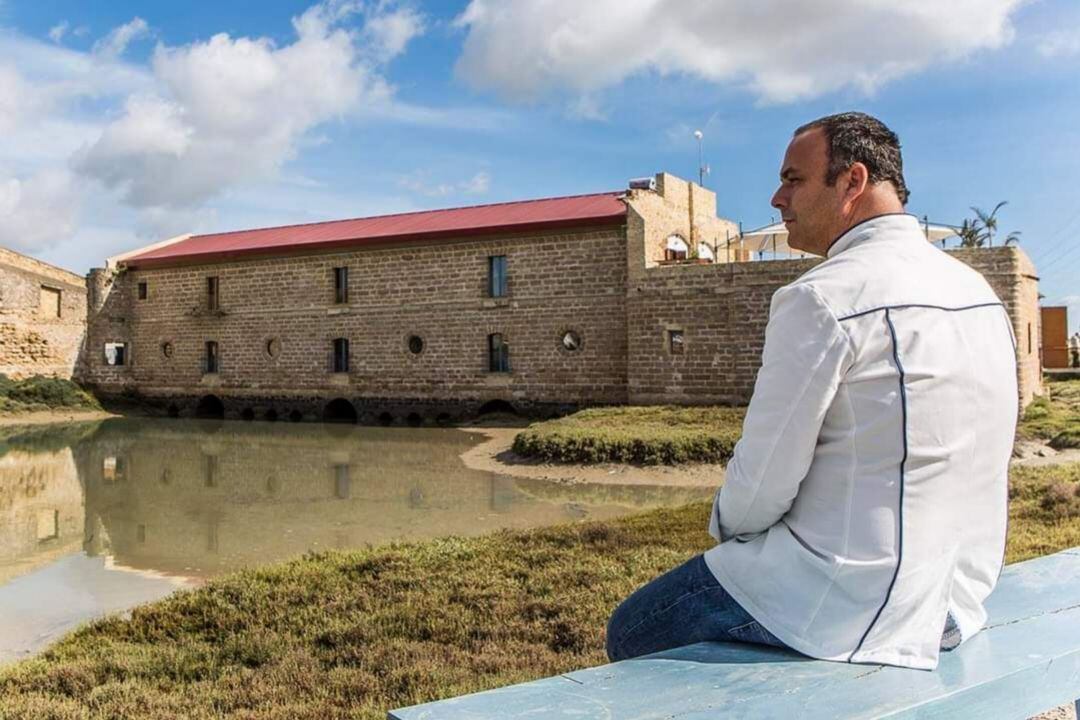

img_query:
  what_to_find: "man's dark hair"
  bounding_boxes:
[795,112,910,205]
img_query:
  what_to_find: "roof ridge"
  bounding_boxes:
[190,190,626,240]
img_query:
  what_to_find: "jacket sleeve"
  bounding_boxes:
[709,282,852,542]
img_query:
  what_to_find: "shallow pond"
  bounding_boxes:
[0,417,712,663]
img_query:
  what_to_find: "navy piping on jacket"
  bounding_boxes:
[837,301,1004,323]
[848,308,908,660]
[835,300,1010,661]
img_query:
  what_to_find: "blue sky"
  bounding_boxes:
[1,0,1078,330]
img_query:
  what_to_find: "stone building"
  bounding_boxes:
[77,172,1042,422]
[0,248,87,379]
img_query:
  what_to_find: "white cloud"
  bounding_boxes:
[0,170,80,252]
[398,169,491,197]
[363,4,424,62]
[454,0,1025,105]
[1037,29,1080,58]
[73,1,419,211]
[48,22,68,44]
[92,17,150,59]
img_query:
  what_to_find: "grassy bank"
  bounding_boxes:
[512,405,746,465]
[511,378,1080,466]
[2,461,1078,720]
[0,375,101,415]
[1018,378,1080,449]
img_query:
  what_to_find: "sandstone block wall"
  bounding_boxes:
[627,246,1043,408]
[0,249,87,380]
[81,227,630,420]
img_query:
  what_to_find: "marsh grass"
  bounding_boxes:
[0,375,101,415]
[512,405,746,464]
[1018,378,1080,449]
[2,461,1079,719]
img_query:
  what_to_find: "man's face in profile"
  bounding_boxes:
[771,128,843,256]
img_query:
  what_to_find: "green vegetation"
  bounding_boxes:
[1018,378,1080,449]
[0,375,101,414]
[2,461,1078,719]
[512,405,746,465]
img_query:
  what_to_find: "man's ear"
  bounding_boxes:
[844,162,869,204]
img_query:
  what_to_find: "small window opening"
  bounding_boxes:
[332,338,350,373]
[664,235,688,261]
[207,276,220,311]
[408,335,424,354]
[488,333,510,372]
[162,342,173,358]
[334,464,350,499]
[334,267,349,304]
[40,286,62,318]
[204,454,218,488]
[266,338,281,358]
[488,255,507,298]
[36,509,59,542]
[103,455,124,483]
[138,282,148,300]
[668,329,685,355]
[562,330,582,352]
[1027,322,1032,355]
[104,342,127,366]
[137,524,146,543]
[204,341,219,374]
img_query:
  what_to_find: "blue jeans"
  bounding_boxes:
[606,554,787,662]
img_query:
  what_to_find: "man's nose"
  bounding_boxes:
[771,187,786,210]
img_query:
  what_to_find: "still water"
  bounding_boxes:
[0,417,711,663]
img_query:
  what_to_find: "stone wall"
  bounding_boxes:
[81,227,631,421]
[627,246,1043,408]
[0,248,87,379]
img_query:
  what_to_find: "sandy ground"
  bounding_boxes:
[459,426,726,488]
[0,408,117,427]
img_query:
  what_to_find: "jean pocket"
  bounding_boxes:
[728,620,784,648]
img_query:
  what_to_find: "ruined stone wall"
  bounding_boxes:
[0,248,87,379]
[627,247,1042,408]
[80,227,630,420]
[950,246,1043,407]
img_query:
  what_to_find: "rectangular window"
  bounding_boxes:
[36,509,59,542]
[332,338,349,373]
[668,329,685,355]
[40,286,62,318]
[488,255,507,298]
[334,463,350,499]
[104,342,127,366]
[138,281,148,300]
[488,333,510,372]
[205,341,219,374]
[1027,322,1032,355]
[204,454,218,488]
[333,267,349,304]
[207,276,220,311]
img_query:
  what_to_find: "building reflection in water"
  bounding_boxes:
[0,417,713,660]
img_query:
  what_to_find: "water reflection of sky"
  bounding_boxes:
[0,418,711,663]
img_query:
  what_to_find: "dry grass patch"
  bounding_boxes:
[1018,378,1080,449]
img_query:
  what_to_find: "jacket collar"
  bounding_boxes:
[826,213,921,258]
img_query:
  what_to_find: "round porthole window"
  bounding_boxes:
[161,342,174,358]
[408,335,424,354]
[561,330,582,352]
[266,338,281,358]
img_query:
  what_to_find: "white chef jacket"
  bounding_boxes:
[704,213,1018,670]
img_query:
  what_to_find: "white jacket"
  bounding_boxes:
[704,213,1018,670]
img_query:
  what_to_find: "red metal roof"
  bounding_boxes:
[124,191,627,268]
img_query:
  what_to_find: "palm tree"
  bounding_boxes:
[971,201,1008,247]
[956,218,985,248]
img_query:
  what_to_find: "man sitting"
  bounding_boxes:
[606,112,1018,670]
